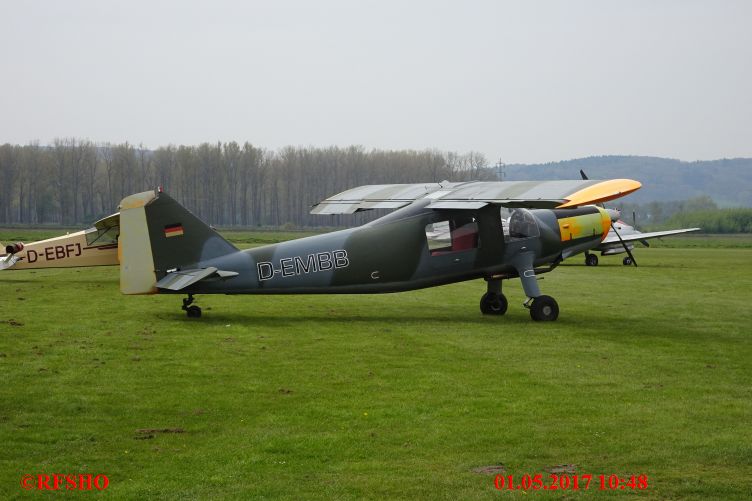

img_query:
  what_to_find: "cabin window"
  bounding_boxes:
[425,217,479,255]
[84,225,119,246]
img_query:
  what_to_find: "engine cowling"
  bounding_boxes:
[5,242,24,255]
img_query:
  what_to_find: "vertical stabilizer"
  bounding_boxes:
[118,189,239,294]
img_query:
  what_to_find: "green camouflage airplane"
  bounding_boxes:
[118,178,641,321]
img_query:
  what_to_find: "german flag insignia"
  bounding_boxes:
[164,223,184,238]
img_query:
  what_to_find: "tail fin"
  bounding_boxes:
[119,189,238,294]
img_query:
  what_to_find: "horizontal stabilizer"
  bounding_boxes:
[156,267,239,291]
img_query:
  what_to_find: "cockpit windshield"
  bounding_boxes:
[506,209,539,240]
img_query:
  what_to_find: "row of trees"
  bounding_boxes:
[619,196,719,227]
[0,140,492,228]
[659,208,752,233]
[610,197,752,232]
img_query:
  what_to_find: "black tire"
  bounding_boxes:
[480,292,508,315]
[186,305,202,318]
[585,253,599,266]
[530,295,559,321]
[623,256,633,266]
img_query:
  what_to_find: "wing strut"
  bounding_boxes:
[610,223,638,267]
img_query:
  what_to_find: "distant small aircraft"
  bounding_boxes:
[576,170,700,266]
[117,178,642,321]
[0,214,119,271]
[583,217,700,266]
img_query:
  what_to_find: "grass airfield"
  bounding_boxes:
[1,230,750,499]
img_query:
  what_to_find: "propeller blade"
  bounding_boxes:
[611,222,638,266]
[632,210,637,229]
[579,169,589,180]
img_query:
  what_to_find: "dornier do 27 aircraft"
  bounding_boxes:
[583,217,700,267]
[117,178,642,321]
[0,214,120,271]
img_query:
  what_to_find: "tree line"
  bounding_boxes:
[0,140,492,228]
[658,208,752,233]
[612,197,752,233]
[618,196,719,227]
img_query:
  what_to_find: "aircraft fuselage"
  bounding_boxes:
[170,201,609,295]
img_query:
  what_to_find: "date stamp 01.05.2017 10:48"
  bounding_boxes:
[494,473,649,492]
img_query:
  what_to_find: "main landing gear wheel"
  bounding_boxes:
[182,294,202,318]
[480,292,508,315]
[622,256,633,266]
[529,295,559,321]
[585,253,599,266]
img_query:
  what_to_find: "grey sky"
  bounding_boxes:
[1,0,750,163]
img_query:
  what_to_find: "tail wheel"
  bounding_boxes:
[186,305,202,318]
[530,295,559,321]
[480,292,508,315]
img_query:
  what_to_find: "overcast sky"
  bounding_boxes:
[1,0,750,163]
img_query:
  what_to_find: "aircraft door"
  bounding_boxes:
[424,214,480,271]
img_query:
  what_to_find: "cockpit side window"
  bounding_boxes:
[84,225,120,246]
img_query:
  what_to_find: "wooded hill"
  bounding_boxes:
[501,156,752,207]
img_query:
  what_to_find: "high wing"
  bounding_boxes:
[311,179,641,214]
[93,212,120,230]
[0,255,21,270]
[602,227,701,245]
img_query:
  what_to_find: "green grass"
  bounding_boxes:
[0,229,750,499]
[0,227,327,248]
[643,233,752,249]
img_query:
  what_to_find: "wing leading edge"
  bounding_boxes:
[601,227,701,245]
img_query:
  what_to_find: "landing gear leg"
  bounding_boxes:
[182,294,202,318]
[513,251,559,321]
[480,279,508,315]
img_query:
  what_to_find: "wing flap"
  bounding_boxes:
[311,183,454,214]
[425,201,488,210]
